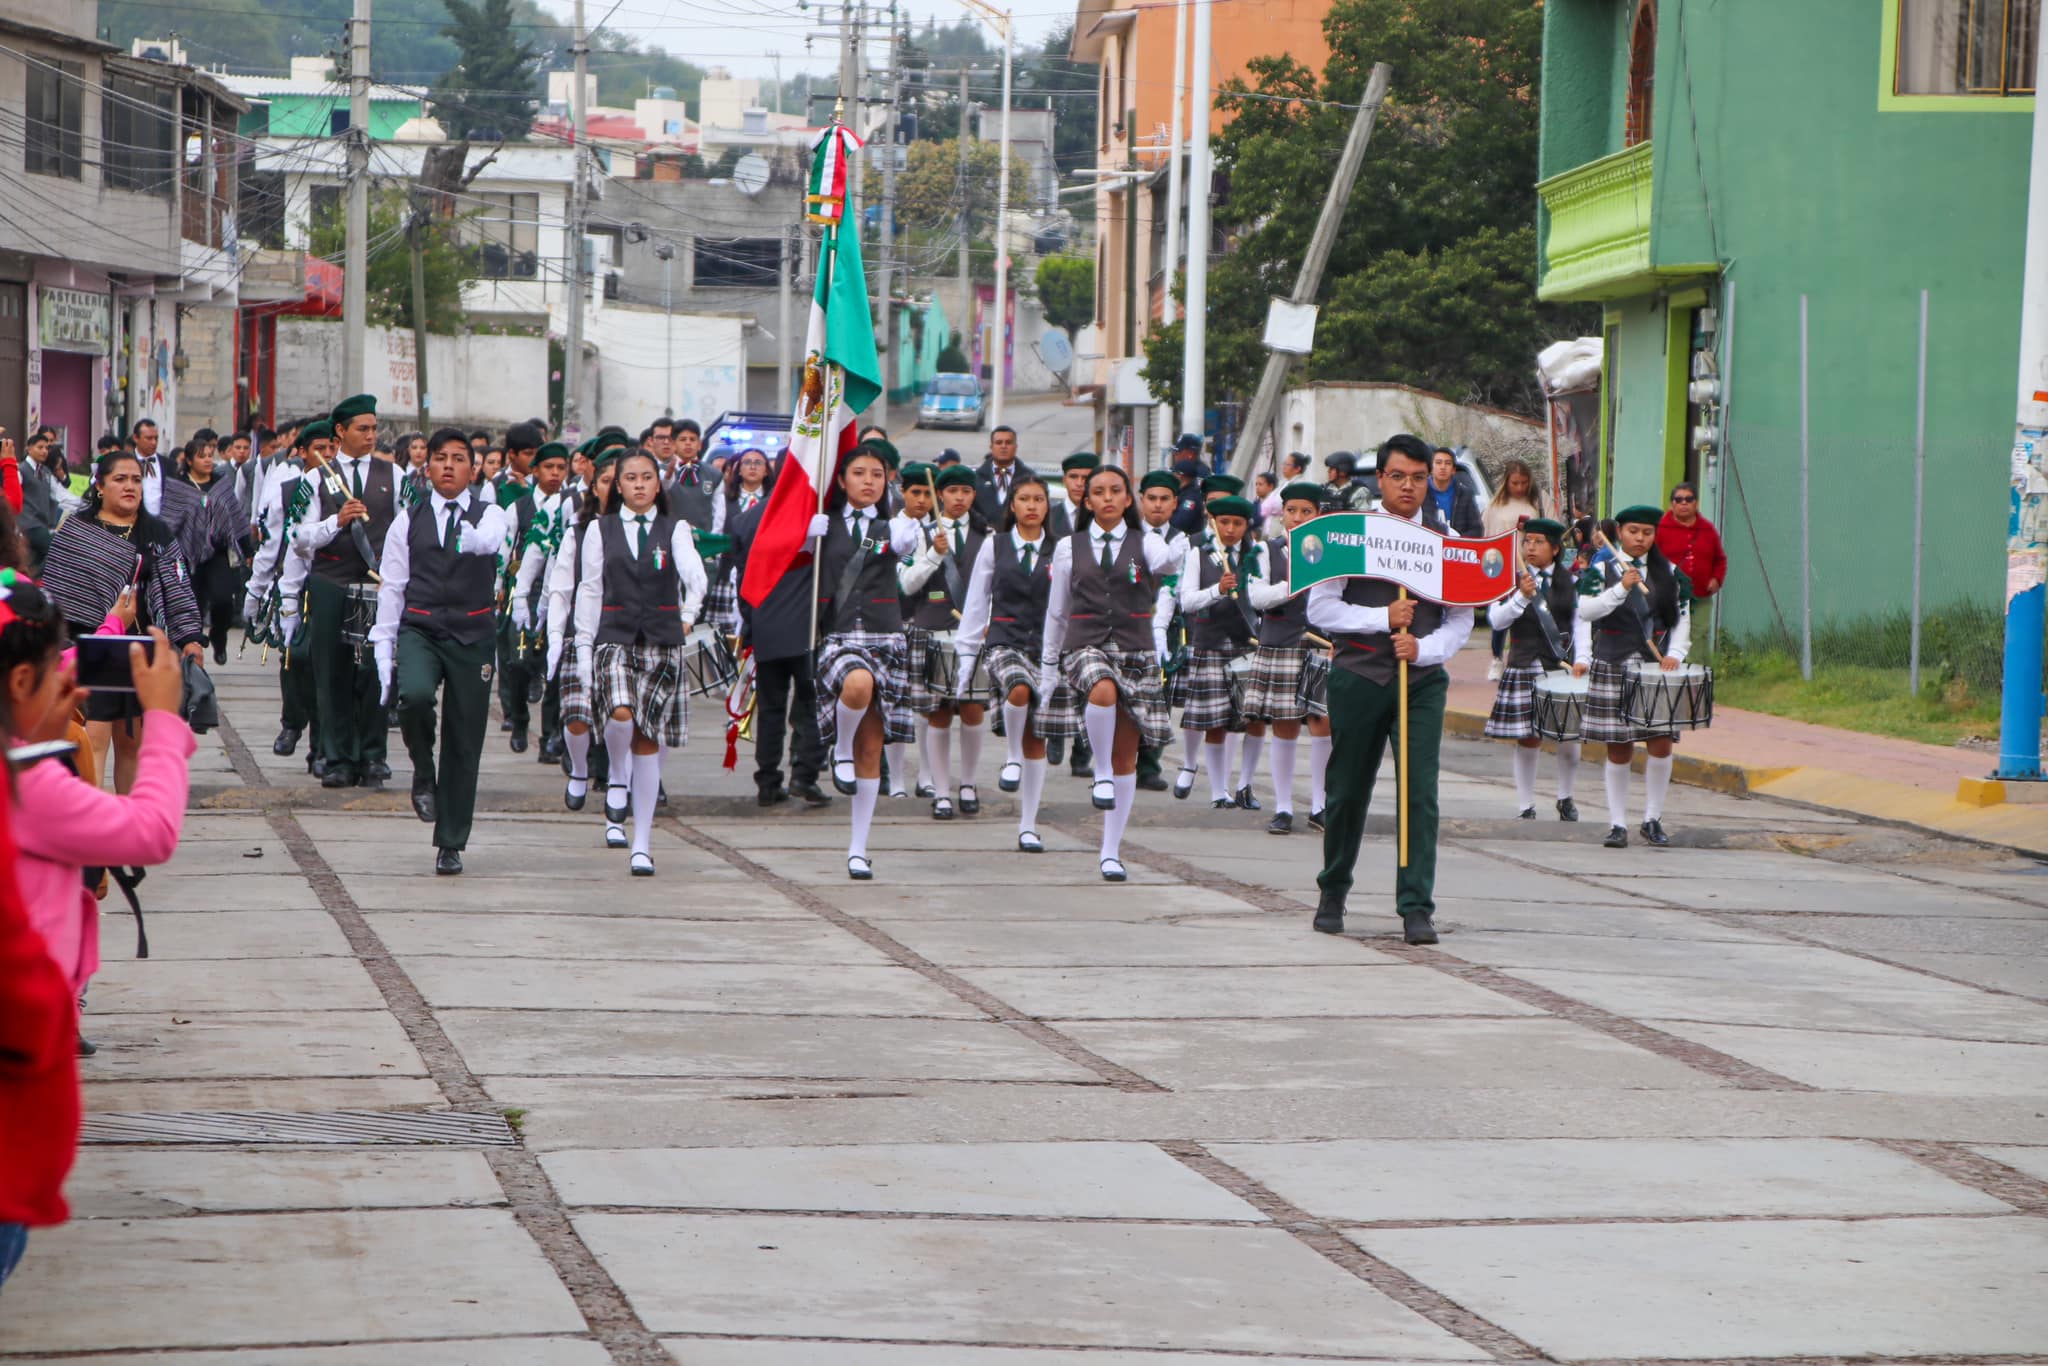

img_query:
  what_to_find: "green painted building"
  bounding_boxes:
[223,59,425,141]
[1537,0,2035,642]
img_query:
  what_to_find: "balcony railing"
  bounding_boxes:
[1537,141,1653,301]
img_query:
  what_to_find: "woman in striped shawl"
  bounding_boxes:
[41,451,205,792]
[174,440,246,665]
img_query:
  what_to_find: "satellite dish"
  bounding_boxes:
[732,153,771,196]
[1038,327,1074,375]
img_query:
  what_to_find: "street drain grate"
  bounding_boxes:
[79,1110,518,1146]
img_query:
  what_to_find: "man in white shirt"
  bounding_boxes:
[1307,433,1474,945]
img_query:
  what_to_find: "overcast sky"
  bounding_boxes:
[552,0,1072,83]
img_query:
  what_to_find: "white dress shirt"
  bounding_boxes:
[509,489,572,624]
[1305,506,1476,670]
[953,528,1049,661]
[241,474,300,616]
[292,454,381,553]
[898,513,975,596]
[571,505,710,673]
[1488,563,1563,632]
[1039,520,1178,670]
[136,455,165,516]
[1179,538,1289,616]
[371,488,512,689]
[1573,556,1691,663]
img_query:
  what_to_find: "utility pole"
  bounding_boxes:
[877,19,900,409]
[956,66,972,361]
[777,223,793,404]
[408,211,431,429]
[1157,0,1187,458]
[341,0,371,394]
[1996,14,2048,782]
[1180,0,1212,461]
[655,243,675,415]
[1226,64,1391,482]
[989,12,1012,430]
[563,0,589,439]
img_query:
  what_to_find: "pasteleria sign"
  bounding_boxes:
[1289,512,1517,605]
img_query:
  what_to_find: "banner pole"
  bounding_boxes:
[1397,585,1409,870]
[804,134,841,654]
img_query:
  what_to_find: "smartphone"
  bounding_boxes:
[75,634,156,693]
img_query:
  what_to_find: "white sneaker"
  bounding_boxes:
[1486,658,1503,681]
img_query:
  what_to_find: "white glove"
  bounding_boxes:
[374,641,394,697]
[806,513,830,540]
[1037,663,1058,700]
[278,606,301,639]
[240,591,260,622]
[576,645,594,682]
[510,599,532,632]
[456,524,490,554]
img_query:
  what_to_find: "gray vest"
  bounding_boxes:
[1590,558,1677,664]
[1190,540,1257,651]
[1258,536,1308,649]
[1330,576,1444,686]
[596,512,686,646]
[311,456,396,585]
[987,534,1052,652]
[819,510,904,636]
[402,498,497,646]
[668,462,718,532]
[1506,565,1577,668]
[913,519,982,630]
[1063,525,1155,654]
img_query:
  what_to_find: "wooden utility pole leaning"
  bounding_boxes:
[1228,62,1392,482]
[563,0,589,439]
[342,0,371,393]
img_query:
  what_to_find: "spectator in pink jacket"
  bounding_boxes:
[1,575,192,1052]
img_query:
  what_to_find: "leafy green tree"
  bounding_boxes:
[1035,254,1094,333]
[897,139,1028,237]
[1140,0,1596,418]
[435,0,541,140]
[309,190,474,333]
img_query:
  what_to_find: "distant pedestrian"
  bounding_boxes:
[1254,472,1281,530]
[1482,458,1544,680]
[1656,482,1726,601]
[1321,451,1373,512]
[1428,447,1484,537]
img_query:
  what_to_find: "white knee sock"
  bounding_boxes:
[1019,755,1048,833]
[1644,753,1674,821]
[1270,736,1297,814]
[1556,741,1582,799]
[1084,702,1118,782]
[849,777,880,859]
[564,727,591,795]
[928,726,954,800]
[1100,772,1137,862]
[628,750,661,857]
[1180,727,1203,775]
[957,725,982,789]
[1002,702,1028,766]
[1204,741,1229,801]
[1237,734,1264,793]
[885,740,908,793]
[603,717,633,796]
[833,700,864,764]
[1310,734,1331,812]
[1512,745,1539,810]
[1604,758,1631,829]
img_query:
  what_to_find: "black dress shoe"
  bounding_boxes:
[213,641,228,666]
[509,730,529,754]
[758,786,790,807]
[273,726,302,756]
[1235,785,1261,812]
[1267,811,1293,835]
[500,718,514,732]
[527,675,544,704]
[321,767,355,789]
[387,706,400,730]
[605,786,630,824]
[410,781,436,824]
[435,848,463,875]
[1556,797,1579,822]
[1518,807,1537,820]
[1211,796,1237,810]
[540,735,564,762]
[1045,736,1065,766]
[367,761,392,782]
[1603,824,1629,849]
[309,754,329,778]
[1401,910,1439,945]
[77,1035,97,1057]
[1640,817,1671,847]
[791,781,832,807]
[1312,893,1345,934]
[1307,808,1325,832]
[1136,772,1169,792]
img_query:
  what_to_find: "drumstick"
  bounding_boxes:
[303,446,382,584]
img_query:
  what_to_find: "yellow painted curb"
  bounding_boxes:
[1445,708,1789,796]
[1957,777,2006,807]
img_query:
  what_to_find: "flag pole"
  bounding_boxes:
[805,115,845,654]
[1397,585,1409,870]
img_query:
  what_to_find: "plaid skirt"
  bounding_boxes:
[985,644,1056,736]
[1239,644,1312,725]
[817,629,916,745]
[592,641,688,749]
[1299,650,1330,720]
[900,625,939,715]
[1483,664,1544,740]
[704,576,740,633]
[1583,656,1677,744]
[556,649,592,729]
[1178,646,1250,733]
[1038,645,1172,747]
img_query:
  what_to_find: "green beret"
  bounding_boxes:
[533,442,570,466]
[898,461,936,486]
[856,437,900,470]
[1139,470,1180,494]
[1060,451,1100,473]
[1201,474,1245,497]
[934,463,977,491]
[1523,517,1566,544]
[329,393,376,427]
[1615,504,1662,528]
[295,419,333,448]
[590,431,632,458]
[1207,495,1256,522]
[1280,481,1325,507]
[595,425,631,445]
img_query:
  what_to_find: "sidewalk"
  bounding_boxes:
[1445,672,2048,858]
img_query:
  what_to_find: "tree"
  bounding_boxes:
[1139,0,1597,418]
[437,0,542,140]
[1036,254,1094,333]
[896,139,1029,237]
[309,189,474,333]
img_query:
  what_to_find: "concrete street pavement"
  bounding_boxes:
[4,646,2047,1364]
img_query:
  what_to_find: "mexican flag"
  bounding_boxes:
[740,124,881,609]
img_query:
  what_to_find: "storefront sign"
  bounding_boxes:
[39,287,108,354]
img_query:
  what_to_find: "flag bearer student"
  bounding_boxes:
[1043,451,1099,777]
[1038,464,1175,883]
[890,459,941,799]
[1177,494,1274,809]
[572,448,708,877]
[544,441,622,835]
[370,430,510,876]
[814,440,925,880]
[1308,434,1472,945]
[1136,469,1188,793]
[899,463,990,819]
[729,461,831,808]
[498,439,571,757]
[1573,503,1693,849]
[243,421,325,766]
[954,471,1057,852]
[293,394,399,789]
[1483,517,1583,821]
[1240,482,1336,834]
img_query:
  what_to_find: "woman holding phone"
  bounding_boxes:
[40,452,204,793]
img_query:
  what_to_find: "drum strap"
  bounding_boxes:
[1529,591,1572,663]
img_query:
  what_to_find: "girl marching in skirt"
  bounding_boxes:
[572,448,708,876]
[900,463,990,819]
[1573,505,1693,849]
[1038,465,1176,882]
[954,472,1056,852]
[1177,494,1272,810]
[815,440,925,880]
[546,442,620,835]
[1482,517,1582,821]
[1237,482,1334,834]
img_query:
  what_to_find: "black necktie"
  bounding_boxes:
[634,514,650,558]
[443,503,459,550]
[1020,542,1035,575]
[1099,532,1115,574]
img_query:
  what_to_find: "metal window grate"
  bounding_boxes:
[79,1110,518,1146]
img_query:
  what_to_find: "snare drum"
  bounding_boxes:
[1622,660,1714,731]
[1225,652,1256,717]
[683,626,739,697]
[339,582,378,661]
[1532,671,1589,742]
[924,629,988,701]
